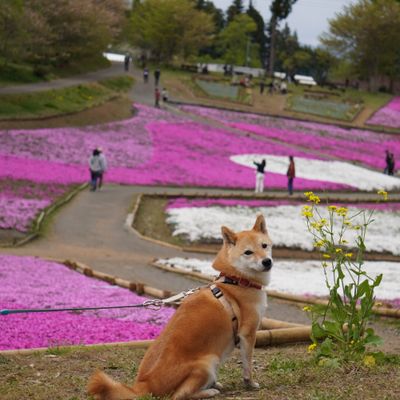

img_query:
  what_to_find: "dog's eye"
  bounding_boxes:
[244,250,254,256]
[262,243,268,249]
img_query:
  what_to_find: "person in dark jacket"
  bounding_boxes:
[253,159,266,193]
[287,155,295,195]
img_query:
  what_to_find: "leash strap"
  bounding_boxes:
[210,284,240,346]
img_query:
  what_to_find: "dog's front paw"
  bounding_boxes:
[212,381,224,390]
[243,379,260,390]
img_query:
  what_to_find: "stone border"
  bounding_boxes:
[2,182,89,248]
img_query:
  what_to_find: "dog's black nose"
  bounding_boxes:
[262,258,272,271]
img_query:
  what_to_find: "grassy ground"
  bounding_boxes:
[162,68,393,129]
[0,76,134,120]
[1,344,399,400]
[0,96,134,129]
[0,56,110,86]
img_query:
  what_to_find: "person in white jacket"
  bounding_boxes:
[89,148,106,191]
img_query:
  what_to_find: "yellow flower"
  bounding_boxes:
[344,220,352,226]
[308,343,317,353]
[314,240,325,248]
[302,206,313,218]
[340,239,348,244]
[377,190,388,201]
[335,248,343,253]
[328,205,337,211]
[336,207,348,217]
[322,262,328,268]
[363,355,376,367]
[322,254,331,259]
[345,253,353,258]
[320,218,327,225]
[303,306,311,312]
[304,191,320,204]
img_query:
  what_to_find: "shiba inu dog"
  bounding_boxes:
[88,214,273,400]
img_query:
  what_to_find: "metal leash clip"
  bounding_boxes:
[142,299,164,310]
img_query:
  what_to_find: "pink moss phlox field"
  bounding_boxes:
[0,255,174,350]
[0,103,348,190]
[142,121,347,190]
[167,197,400,212]
[367,97,400,129]
[0,179,74,232]
[180,105,400,170]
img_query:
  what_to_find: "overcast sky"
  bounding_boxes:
[212,0,355,47]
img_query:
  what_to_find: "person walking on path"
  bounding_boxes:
[143,68,149,83]
[154,87,161,108]
[89,149,106,192]
[97,147,108,189]
[287,155,295,195]
[124,54,131,72]
[388,152,395,176]
[253,159,266,193]
[259,80,265,94]
[384,150,391,174]
[154,68,161,86]
[161,87,169,103]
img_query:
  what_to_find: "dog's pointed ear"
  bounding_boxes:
[252,214,268,234]
[221,226,237,246]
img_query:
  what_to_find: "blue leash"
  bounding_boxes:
[0,299,164,316]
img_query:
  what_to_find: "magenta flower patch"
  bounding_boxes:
[0,255,174,350]
[0,104,349,190]
[367,97,400,129]
[181,105,400,171]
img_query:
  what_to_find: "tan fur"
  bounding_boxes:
[88,215,273,400]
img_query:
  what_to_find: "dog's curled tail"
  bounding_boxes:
[88,370,137,400]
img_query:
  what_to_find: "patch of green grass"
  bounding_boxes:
[0,346,399,400]
[133,196,186,247]
[0,62,43,85]
[288,95,361,121]
[99,76,134,92]
[0,75,134,120]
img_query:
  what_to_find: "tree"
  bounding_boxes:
[23,0,125,69]
[218,14,258,66]
[0,0,26,65]
[195,0,225,59]
[320,0,400,91]
[246,1,267,66]
[130,0,215,63]
[267,0,297,75]
[226,0,244,23]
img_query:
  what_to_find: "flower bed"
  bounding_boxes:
[0,104,349,191]
[288,95,360,121]
[165,199,400,255]
[0,255,174,350]
[156,257,400,308]
[0,179,75,232]
[367,97,400,129]
[195,79,239,100]
[180,105,400,171]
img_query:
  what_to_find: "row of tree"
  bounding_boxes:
[0,0,125,73]
[1,0,399,91]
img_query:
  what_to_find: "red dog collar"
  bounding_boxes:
[217,273,263,290]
